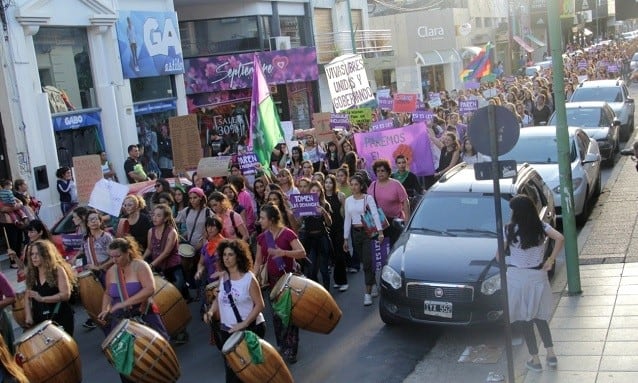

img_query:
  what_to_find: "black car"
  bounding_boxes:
[379,163,556,326]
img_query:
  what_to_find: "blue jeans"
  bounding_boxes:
[303,232,331,290]
[162,265,189,300]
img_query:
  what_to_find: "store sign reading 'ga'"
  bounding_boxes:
[417,26,445,39]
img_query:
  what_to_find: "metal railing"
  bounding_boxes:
[314,29,393,63]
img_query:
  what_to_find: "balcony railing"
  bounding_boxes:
[314,29,393,63]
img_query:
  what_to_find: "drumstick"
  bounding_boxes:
[4,227,25,270]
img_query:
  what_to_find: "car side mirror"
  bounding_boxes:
[621,148,635,156]
[583,153,600,164]
[627,98,634,104]
[613,120,621,126]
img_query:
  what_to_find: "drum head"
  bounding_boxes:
[221,331,244,354]
[178,244,195,258]
[15,320,52,344]
[269,273,293,301]
[102,319,129,350]
[206,281,220,290]
[78,270,93,278]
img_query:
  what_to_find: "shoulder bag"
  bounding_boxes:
[361,193,389,239]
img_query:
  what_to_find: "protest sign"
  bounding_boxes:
[372,237,391,273]
[169,114,202,172]
[197,156,232,178]
[353,122,435,176]
[393,94,418,113]
[289,193,320,217]
[280,121,299,150]
[429,93,442,107]
[459,100,479,116]
[237,152,259,175]
[412,111,429,123]
[72,154,102,203]
[370,119,395,131]
[311,113,336,143]
[88,179,129,217]
[344,108,372,126]
[464,80,480,90]
[324,54,374,112]
[378,97,393,110]
[330,114,350,130]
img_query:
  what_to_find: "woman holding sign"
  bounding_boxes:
[299,181,332,291]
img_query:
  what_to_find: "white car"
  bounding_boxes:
[500,127,601,225]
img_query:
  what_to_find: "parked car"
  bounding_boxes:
[570,79,635,141]
[499,126,601,224]
[50,177,192,257]
[630,52,638,71]
[548,101,620,166]
[379,163,556,326]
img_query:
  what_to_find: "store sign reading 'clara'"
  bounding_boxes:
[417,25,445,39]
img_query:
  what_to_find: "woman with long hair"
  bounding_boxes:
[324,141,341,174]
[299,160,314,181]
[497,195,563,372]
[336,167,352,198]
[254,204,306,364]
[324,174,348,291]
[252,178,267,234]
[299,181,333,290]
[150,178,172,208]
[343,175,384,306]
[460,137,489,165]
[208,191,249,241]
[275,168,299,197]
[266,190,299,233]
[24,240,77,335]
[287,146,304,178]
[173,186,188,212]
[0,334,28,383]
[220,184,247,225]
[116,195,152,251]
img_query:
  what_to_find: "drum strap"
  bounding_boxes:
[187,208,203,243]
[223,278,243,324]
[115,265,150,316]
[88,235,99,266]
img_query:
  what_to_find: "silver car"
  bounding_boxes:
[500,127,601,225]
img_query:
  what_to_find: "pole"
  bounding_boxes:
[547,0,581,294]
[488,105,515,383]
[345,0,357,54]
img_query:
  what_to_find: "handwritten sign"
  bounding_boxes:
[330,113,350,130]
[311,113,336,143]
[289,193,320,217]
[344,108,372,125]
[72,155,102,203]
[324,54,374,112]
[197,156,232,178]
[393,94,418,113]
[88,179,129,217]
[237,152,259,175]
[169,114,202,172]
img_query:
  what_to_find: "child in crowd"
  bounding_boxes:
[0,179,28,225]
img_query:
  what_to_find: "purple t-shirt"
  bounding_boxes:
[257,228,297,287]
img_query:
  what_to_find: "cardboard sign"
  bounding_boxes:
[330,113,350,130]
[197,156,232,178]
[169,114,202,172]
[324,54,374,112]
[311,113,337,143]
[237,152,259,175]
[393,94,418,113]
[72,155,102,203]
[289,193,320,217]
[88,179,129,217]
[344,108,372,125]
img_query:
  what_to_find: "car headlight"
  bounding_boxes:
[381,265,402,290]
[481,273,501,295]
[552,177,583,194]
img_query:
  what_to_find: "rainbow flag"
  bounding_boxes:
[460,42,493,82]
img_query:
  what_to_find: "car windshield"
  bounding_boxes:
[549,107,602,127]
[500,135,577,164]
[409,193,510,236]
[571,87,623,103]
[633,53,638,61]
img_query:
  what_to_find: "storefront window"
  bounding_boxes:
[131,76,176,103]
[34,27,96,111]
[280,16,306,47]
[180,17,261,58]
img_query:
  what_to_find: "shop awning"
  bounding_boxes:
[526,34,546,47]
[415,49,462,66]
[513,35,534,53]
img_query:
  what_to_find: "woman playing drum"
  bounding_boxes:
[0,333,28,383]
[203,239,265,383]
[98,237,169,383]
[194,217,225,314]
[0,272,15,353]
[175,187,211,290]
[254,204,306,364]
[24,240,77,336]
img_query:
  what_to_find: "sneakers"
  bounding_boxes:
[371,285,379,298]
[347,267,359,273]
[339,284,349,292]
[333,283,341,288]
[526,359,542,372]
[546,356,558,368]
[83,319,97,330]
[363,294,372,306]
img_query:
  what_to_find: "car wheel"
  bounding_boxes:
[379,300,398,325]
[603,152,615,167]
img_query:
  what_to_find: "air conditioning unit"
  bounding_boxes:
[270,36,291,51]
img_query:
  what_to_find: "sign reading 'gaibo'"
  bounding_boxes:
[324,54,374,112]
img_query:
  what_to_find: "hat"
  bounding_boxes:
[188,187,205,198]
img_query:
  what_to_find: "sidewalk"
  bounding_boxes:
[523,145,638,383]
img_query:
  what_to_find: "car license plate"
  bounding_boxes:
[424,300,453,318]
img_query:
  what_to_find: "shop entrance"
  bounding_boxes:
[54,126,103,168]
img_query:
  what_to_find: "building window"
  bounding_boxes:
[484,17,492,28]
[180,17,261,58]
[280,16,306,47]
[475,18,483,28]
[34,27,96,111]
[131,76,176,103]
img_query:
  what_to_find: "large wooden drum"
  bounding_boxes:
[178,243,197,282]
[14,320,82,383]
[102,319,180,383]
[153,275,191,336]
[270,273,342,334]
[78,270,106,326]
[222,330,293,383]
[11,286,27,329]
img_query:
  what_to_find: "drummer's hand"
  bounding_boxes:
[203,311,213,325]
[97,309,110,321]
[211,271,223,280]
[27,290,43,302]
[194,271,202,281]
[7,249,16,260]
[229,321,246,334]
[110,302,125,313]
[88,264,99,271]
[25,317,33,327]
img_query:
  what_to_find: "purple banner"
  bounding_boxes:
[353,122,435,176]
[578,59,588,69]
[459,100,479,116]
[378,97,393,110]
[237,152,259,175]
[62,233,84,261]
[464,80,480,90]
[607,64,619,73]
[330,113,350,130]
[184,47,318,94]
[412,111,428,122]
[370,119,395,131]
[289,193,320,217]
[372,237,391,273]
